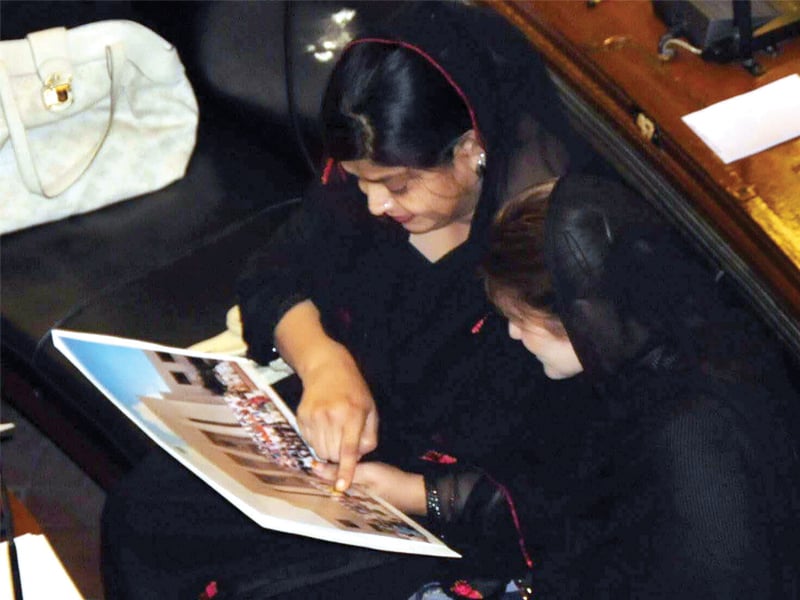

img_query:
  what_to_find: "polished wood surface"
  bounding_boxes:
[495,0,800,337]
[7,491,42,536]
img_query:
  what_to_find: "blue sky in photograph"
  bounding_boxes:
[56,334,184,448]
[59,337,170,408]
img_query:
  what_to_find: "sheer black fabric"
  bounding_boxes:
[544,174,800,450]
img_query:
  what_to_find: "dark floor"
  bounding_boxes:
[1,401,105,600]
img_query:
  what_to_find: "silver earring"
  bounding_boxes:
[383,201,392,210]
[476,152,486,177]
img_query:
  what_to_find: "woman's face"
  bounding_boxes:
[340,159,481,234]
[505,310,583,380]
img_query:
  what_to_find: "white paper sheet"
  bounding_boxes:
[1,534,84,599]
[681,74,800,164]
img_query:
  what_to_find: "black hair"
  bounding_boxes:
[320,41,474,169]
[317,1,601,247]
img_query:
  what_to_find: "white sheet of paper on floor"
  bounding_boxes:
[1,533,84,599]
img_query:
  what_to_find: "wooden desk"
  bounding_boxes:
[8,491,42,536]
[3,491,85,600]
[495,0,800,355]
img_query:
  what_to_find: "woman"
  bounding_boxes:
[236,1,599,492]
[471,174,800,597]
[101,3,604,598]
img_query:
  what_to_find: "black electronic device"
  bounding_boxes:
[653,0,800,74]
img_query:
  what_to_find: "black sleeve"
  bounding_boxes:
[418,374,603,584]
[421,464,526,597]
[236,178,366,364]
[236,195,314,363]
[421,457,568,582]
[236,196,318,364]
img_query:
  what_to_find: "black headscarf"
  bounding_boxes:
[545,174,790,393]
[540,174,800,597]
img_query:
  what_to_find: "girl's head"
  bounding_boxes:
[321,41,485,235]
[503,303,583,380]
[482,183,583,380]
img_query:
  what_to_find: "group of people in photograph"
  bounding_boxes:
[101,2,800,599]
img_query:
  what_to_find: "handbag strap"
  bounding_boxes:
[0,42,124,198]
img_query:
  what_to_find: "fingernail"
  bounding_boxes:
[335,479,346,492]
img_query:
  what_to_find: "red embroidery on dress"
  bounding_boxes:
[486,473,534,570]
[321,158,335,184]
[198,581,218,599]
[420,450,457,464]
[471,315,487,334]
[451,580,483,599]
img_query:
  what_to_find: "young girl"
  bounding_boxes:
[481,174,800,597]
[328,174,800,598]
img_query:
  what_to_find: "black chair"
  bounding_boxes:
[0,0,406,486]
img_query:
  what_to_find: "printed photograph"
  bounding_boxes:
[51,331,457,557]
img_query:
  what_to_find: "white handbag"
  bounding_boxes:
[0,20,199,235]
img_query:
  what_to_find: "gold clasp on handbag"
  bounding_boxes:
[42,73,74,111]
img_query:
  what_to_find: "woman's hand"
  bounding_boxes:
[296,346,379,491]
[274,301,379,492]
[313,461,426,516]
